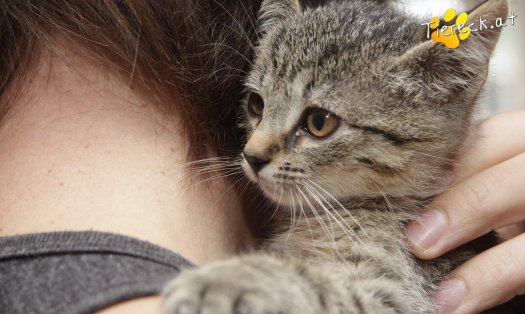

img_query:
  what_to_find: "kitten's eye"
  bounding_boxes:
[248,93,264,117]
[305,109,339,138]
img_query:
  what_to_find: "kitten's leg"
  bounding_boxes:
[162,253,431,314]
[163,254,326,314]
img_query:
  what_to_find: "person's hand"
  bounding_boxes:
[406,110,525,314]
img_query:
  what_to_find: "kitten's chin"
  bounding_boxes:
[257,181,297,207]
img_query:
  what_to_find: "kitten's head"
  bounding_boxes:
[241,0,508,206]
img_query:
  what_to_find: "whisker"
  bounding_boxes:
[284,186,296,242]
[301,182,351,261]
[302,181,362,243]
[179,156,244,184]
[306,179,372,242]
[410,150,457,163]
[294,185,321,255]
[185,156,240,166]
[374,184,399,226]
[296,185,338,253]
[210,171,251,208]
[186,163,242,175]
[261,185,284,226]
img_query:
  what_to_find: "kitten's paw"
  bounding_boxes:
[162,256,320,314]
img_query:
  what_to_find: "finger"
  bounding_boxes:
[496,222,525,241]
[432,233,525,314]
[454,110,525,183]
[407,152,525,259]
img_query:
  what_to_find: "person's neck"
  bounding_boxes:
[0,42,254,265]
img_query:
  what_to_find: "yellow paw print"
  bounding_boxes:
[429,8,470,49]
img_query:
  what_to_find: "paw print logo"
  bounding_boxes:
[428,8,471,49]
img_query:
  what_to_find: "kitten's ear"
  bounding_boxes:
[388,0,509,102]
[258,0,303,34]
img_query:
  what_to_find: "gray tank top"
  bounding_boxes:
[0,231,193,314]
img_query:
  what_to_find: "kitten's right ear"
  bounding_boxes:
[258,0,303,34]
[387,0,508,102]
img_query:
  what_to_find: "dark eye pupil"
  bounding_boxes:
[312,113,325,131]
[255,98,263,110]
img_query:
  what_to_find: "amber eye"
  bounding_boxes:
[247,93,264,117]
[305,109,339,138]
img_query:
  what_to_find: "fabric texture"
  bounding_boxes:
[0,231,193,314]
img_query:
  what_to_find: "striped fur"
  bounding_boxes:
[163,1,509,313]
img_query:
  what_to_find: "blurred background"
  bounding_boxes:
[397,0,524,118]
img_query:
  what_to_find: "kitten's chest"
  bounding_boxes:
[265,208,407,263]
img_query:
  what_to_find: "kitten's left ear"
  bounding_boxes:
[258,0,304,34]
[388,0,509,102]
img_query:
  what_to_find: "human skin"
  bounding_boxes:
[407,110,525,314]
[0,41,255,313]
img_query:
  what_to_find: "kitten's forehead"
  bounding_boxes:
[248,2,420,94]
[257,72,310,132]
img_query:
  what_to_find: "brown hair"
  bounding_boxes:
[0,0,261,159]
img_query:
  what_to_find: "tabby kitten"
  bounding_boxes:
[163,0,509,313]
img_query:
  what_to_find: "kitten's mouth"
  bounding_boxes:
[257,180,297,207]
[241,159,309,206]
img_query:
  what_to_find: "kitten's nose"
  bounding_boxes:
[243,152,270,174]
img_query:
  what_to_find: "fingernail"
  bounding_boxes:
[433,279,466,314]
[407,209,447,250]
